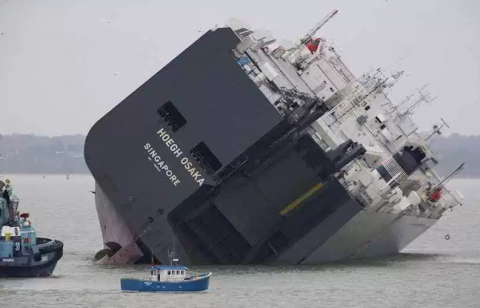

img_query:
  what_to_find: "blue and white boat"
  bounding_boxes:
[120,244,212,292]
[120,265,212,292]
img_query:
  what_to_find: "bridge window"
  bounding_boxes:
[157,101,187,132]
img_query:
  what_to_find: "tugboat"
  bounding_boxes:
[0,179,64,278]
[120,244,211,292]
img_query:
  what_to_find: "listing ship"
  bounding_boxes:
[85,11,465,265]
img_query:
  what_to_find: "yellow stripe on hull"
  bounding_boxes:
[279,182,324,216]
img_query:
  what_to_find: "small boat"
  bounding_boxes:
[120,243,211,292]
[120,265,212,292]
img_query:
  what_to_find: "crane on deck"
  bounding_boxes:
[300,9,339,44]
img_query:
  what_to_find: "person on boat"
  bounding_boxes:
[4,179,12,197]
[0,186,5,223]
[1,180,10,204]
[0,181,8,225]
[0,179,15,224]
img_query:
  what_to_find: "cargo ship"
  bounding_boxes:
[85,12,465,265]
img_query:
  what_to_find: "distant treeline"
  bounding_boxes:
[0,133,475,177]
[428,133,477,178]
[0,134,87,174]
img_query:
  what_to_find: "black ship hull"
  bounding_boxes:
[93,187,438,265]
[85,25,430,266]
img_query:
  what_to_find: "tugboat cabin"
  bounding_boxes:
[149,265,188,282]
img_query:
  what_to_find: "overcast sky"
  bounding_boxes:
[0,0,479,136]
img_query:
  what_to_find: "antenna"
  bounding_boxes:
[425,118,449,141]
[398,85,429,107]
[168,237,179,266]
[399,84,437,116]
[398,93,415,108]
[361,70,404,103]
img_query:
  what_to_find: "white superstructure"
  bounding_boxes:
[224,13,464,262]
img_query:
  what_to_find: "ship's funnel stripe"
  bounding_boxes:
[279,182,324,216]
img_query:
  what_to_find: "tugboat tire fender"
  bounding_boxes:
[33,251,42,262]
[38,240,64,255]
